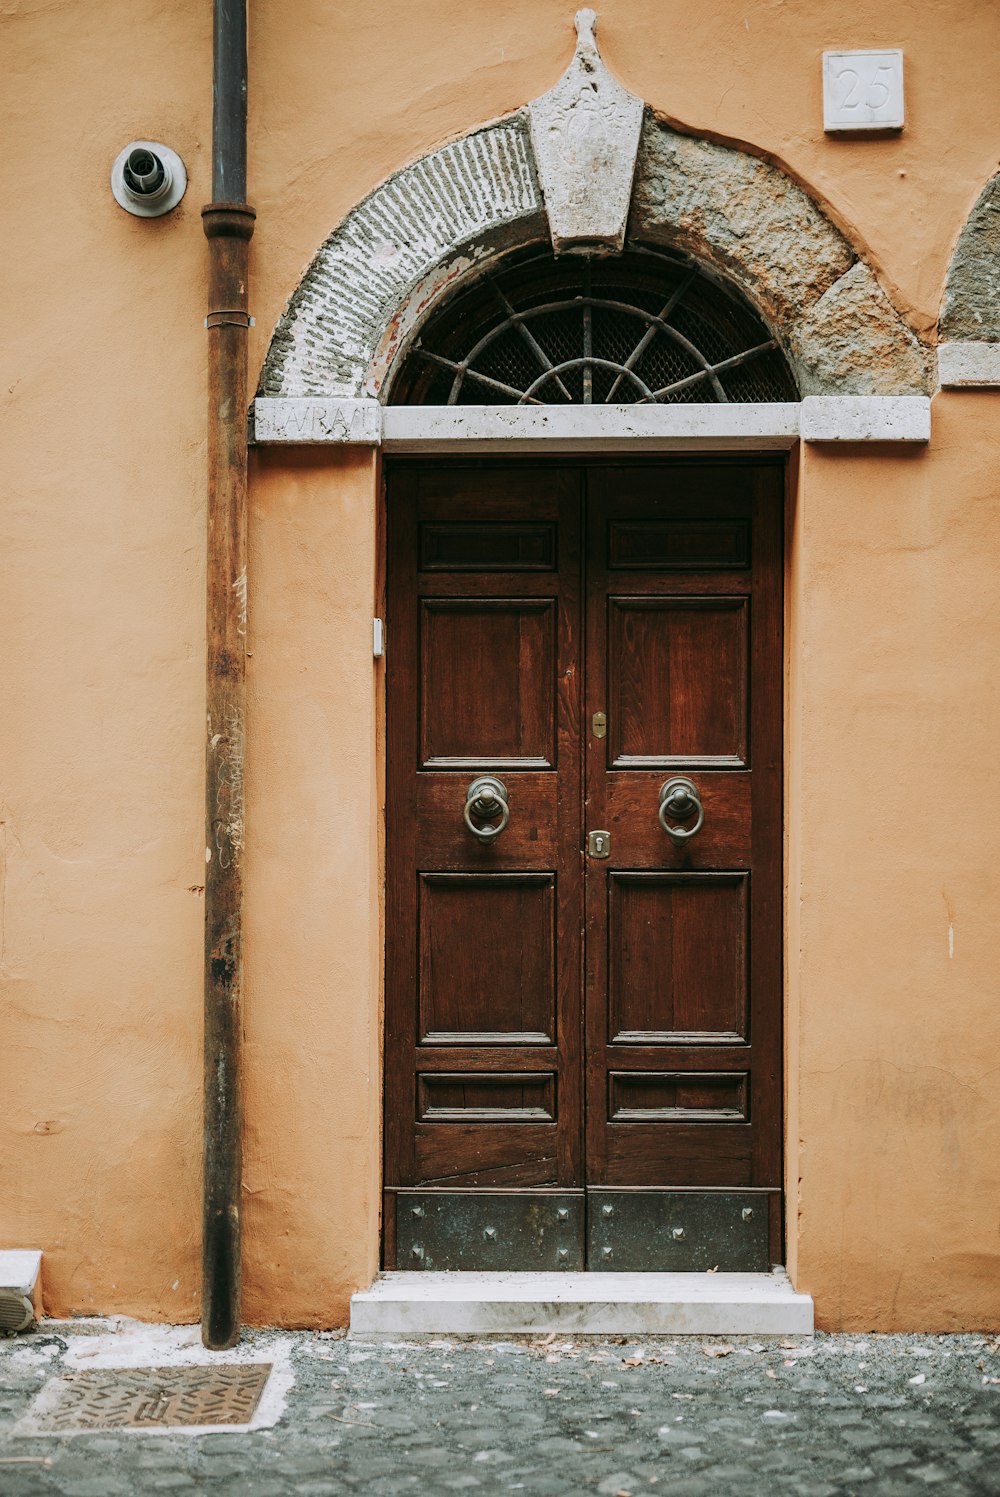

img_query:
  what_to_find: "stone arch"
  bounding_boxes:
[259,111,930,404]
[940,170,1000,341]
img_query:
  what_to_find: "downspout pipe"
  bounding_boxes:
[201,0,254,1350]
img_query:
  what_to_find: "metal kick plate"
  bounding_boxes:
[397,1192,585,1271]
[588,1191,772,1272]
[17,1365,272,1433]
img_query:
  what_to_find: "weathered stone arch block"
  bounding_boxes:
[258,119,546,400]
[631,120,929,396]
[259,111,932,401]
[940,171,1000,341]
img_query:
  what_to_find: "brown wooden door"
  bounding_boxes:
[384,461,783,1271]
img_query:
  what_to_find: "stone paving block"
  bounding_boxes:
[3,1327,1000,1494]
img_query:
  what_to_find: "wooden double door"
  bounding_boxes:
[385,462,783,1271]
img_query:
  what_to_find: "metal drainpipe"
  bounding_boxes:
[201,0,254,1351]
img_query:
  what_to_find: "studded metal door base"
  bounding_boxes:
[397,1192,585,1270]
[394,1190,777,1271]
[588,1191,772,1272]
[16,1364,272,1434]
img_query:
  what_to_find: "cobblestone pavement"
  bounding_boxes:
[2,1324,999,1495]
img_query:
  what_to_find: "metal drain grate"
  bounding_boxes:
[20,1364,272,1433]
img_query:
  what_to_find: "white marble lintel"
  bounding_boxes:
[938,342,1000,388]
[251,399,933,449]
[381,403,800,452]
[800,395,930,443]
[253,398,381,444]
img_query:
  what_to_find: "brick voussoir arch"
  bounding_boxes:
[258,109,932,404]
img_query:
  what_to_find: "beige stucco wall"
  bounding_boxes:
[788,408,1000,1329]
[3,0,999,1329]
[242,448,383,1328]
[790,407,1000,1329]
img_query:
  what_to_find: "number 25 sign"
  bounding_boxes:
[823,50,904,133]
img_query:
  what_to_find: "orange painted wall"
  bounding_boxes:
[3,0,999,1329]
[242,448,383,1328]
[789,405,1000,1330]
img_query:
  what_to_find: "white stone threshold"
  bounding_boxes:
[350,1268,813,1337]
[252,396,931,450]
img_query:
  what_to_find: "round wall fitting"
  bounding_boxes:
[111,140,187,218]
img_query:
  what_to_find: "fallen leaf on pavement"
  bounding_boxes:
[703,1344,735,1358]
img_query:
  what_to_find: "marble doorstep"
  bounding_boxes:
[350,1268,813,1337]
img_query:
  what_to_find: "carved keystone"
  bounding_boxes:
[529,9,643,254]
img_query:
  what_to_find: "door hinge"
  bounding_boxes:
[587,830,611,859]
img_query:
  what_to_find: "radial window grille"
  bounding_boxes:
[390,246,798,406]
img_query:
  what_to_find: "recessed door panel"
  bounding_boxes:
[607,518,750,571]
[418,873,556,1044]
[420,598,557,768]
[607,596,748,767]
[607,873,748,1043]
[418,1073,557,1122]
[419,521,557,572]
[607,1071,748,1122]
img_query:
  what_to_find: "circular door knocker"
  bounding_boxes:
[658,777,705,846]
[463,776,510,841]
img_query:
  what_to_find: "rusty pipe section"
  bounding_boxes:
[202,203,255,1349]
[202,0,254,1353]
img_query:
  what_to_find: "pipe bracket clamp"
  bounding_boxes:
[205,310,256,330]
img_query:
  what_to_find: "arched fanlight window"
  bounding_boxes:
[389,246,797,406]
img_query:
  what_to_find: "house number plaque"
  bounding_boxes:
[823,50,904,133]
